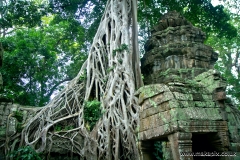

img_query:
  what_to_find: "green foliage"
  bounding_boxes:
[64,125,74,131]
[118,58,123,64]
[84,99,102,131]
[185,79,200,87]
[0,0,88,106]
[206,8,240,108]
[54,125,62,132]
[16,123,23,132]
[7,146,42,160]
[107,66,115,73]
[82,0,107,43]
[0,0,239,109]
[0,0,47,29]
[159,69,170,77]
[79,69,87,81]
[120,44,128,50]
[13,110,24,132]
[54,125,74,132]
[137,0,238,55]
[112,44,129,56]
[0,15,86,106]
[138,0,237,39]
[13,110,23,122]
[153,141,163,160]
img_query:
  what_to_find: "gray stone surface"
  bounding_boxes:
[138,11,240,160]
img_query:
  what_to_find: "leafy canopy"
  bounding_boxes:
[0,0,239,107]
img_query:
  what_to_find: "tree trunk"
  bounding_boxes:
[18,0,141,159]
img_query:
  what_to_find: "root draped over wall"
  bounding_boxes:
[6,0,143,159]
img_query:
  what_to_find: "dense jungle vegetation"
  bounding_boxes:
[0,0,239,108]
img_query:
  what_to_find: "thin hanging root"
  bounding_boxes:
[10,0,142,159]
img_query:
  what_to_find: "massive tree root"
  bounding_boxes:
[17,0,142,159]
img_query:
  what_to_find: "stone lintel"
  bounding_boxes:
[139,120,228,141]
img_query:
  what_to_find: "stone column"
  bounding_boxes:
[216,123,230,152]
[168,132,193,160]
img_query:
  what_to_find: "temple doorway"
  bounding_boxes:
[192,133,221,160]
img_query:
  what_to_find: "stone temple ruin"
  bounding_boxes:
[136,11,240,160]
[0,11,240,160]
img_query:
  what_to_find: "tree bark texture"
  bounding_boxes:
[18,0,142,159]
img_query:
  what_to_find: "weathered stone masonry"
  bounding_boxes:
[0,11,239,160]
[0,102,40,158]
[136,11,240,160]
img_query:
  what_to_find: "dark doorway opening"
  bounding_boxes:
[192,133,221,160]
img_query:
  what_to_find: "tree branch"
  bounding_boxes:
[5,27,27,35]
[233,50,240,67]
[46,77,72,98]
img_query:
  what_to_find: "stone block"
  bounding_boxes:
[140,117,150,132]
[7,117,16,136]
[140,92,177,112]
[0,106,3,113]
[178,100,190,107]
[153,92,175,105]
[202,94,212,100]
[140,101,171,119]
[164,107,221,122]
[214,91,227,101]
[177,120,228,133]
[4,109,9,115]
[204,108,223,120]
[172,92,193,101]
[140,110,172,132]
[205,101,216,108]
[192,93,203,101]
[217,121,228,130]
[139,121,178,140]
[194,101,206,107]
[136,84,170,104]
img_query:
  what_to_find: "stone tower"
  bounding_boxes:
[137,11,240,160]
[141,11,218,84]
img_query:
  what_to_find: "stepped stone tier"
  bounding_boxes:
[141,11,218,84]
[137,11,240,160]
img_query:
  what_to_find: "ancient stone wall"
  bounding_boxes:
[0,102,41,159]
[138,11,240,160]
